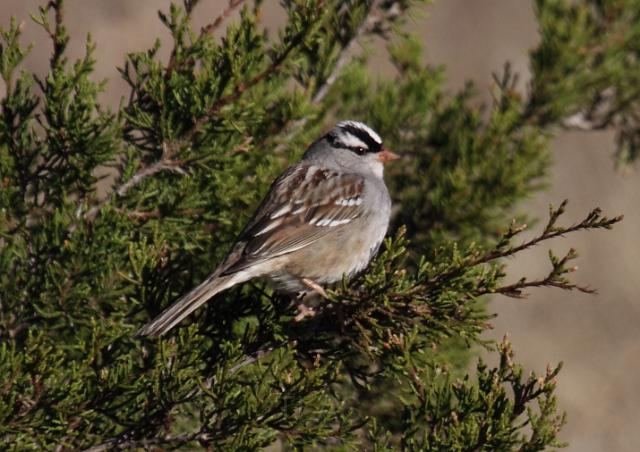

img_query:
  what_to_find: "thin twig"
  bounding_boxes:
[83,431,211,452]
[478,210,619,265]
[182,29,305,144]
[44,0,66,68]
[484,278,596,298]
[429,201,622,286]
[378,203,623,304]
[166,0,245,78]
[84,342,280,452]
[81,143,185,222]
[200,0,245,37]
[271,2,396,154]
[187,341,280,400]
[475,252,596,298]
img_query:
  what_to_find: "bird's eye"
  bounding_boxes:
[354,146,366,154]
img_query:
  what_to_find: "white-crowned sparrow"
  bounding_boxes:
[136,120,398,337]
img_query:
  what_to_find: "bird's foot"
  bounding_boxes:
[294,303,317,322]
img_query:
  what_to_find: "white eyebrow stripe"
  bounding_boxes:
[336,120,382,144]
[334,130,368,149]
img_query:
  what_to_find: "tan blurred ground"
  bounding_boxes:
[2,1,638,450]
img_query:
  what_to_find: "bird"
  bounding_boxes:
[136,120,399,337]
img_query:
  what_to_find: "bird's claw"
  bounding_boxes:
[294,304,317,322]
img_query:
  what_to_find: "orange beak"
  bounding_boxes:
[377,148,400,164]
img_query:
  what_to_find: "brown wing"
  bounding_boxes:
[219,164,365,275]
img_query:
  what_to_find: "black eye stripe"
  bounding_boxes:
[339,125,382,153]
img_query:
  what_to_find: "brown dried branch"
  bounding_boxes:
[498,340,562,419]
[272,0,406,153]
[430,200,623,286]
[487,278,596,298]
[79,132,254,226]
[475,248,597,299]
[44,0,65,67]
[200,0,245,38]
[82,143,185,222]
[182,0,200,15]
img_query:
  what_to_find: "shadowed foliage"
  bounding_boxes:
[0,0,631,449]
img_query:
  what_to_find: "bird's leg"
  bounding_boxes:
[293,278,329,322]
[300,277,329,299]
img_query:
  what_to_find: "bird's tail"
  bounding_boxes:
[135,272,241,338]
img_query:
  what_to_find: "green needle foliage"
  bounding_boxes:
[0,0,630,449]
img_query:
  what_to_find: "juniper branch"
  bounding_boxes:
[84,336,287,452]
[37,0,66,69]
[82,143,186,222]
[83,431,211,452]
[79,2,400,225]
[430,200,623,286]
[305,204,623,359]
[200,0,245,38]
[475,248,596,299]
[165,0,246,79]
[497,339,563,419]
[183,29,305,143]
[479,202,619,263]
[272,0,408,153]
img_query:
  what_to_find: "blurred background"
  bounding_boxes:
[2,1,638,450]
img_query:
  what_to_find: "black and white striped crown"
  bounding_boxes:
[329,120,383,154]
